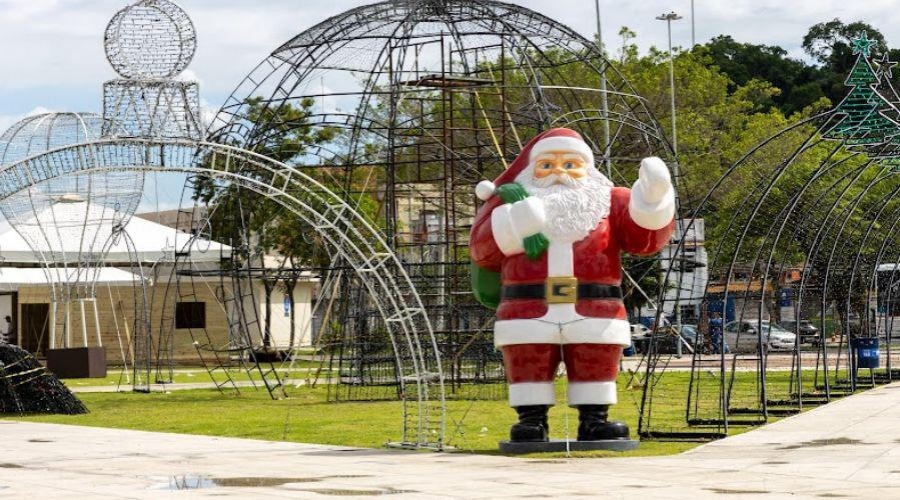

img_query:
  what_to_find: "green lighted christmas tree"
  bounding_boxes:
[823,32,900,146]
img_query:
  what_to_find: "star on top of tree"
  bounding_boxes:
[875,52,898,79]
[853,31,877,58]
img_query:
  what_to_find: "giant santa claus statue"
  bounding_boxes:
[470,128,675,443]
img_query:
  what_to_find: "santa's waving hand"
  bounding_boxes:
[470,128,675,443]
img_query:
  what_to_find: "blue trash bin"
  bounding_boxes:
[623,342,635,357]
[852,337,880,369]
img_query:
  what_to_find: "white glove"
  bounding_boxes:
[491,197,546,256]
[636,157,673,203]
[630,157,675,230]
[509,197,545,238]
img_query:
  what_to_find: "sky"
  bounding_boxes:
[3,0,900,134]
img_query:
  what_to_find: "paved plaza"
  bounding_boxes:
[2,381,900,499]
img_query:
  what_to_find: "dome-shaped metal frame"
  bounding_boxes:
[207,0,677,432]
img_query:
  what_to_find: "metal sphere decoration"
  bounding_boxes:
[104,0,196,79]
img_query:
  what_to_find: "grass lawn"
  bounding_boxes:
[8,369,807,458]
[61,362,330,388]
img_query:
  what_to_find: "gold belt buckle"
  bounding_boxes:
[546,277,578,304]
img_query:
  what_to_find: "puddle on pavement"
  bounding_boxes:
[27,439,52,443]
[778,437,865,450]
[159,475,325,490]
[762,461,789,465]
[705,488,770,494]
[0,464,23,468]
[300,488,416,496]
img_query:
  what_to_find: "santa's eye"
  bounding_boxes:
[564,162,575,169]
[542,162,552,169]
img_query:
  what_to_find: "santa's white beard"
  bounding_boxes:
[517,168,613,243]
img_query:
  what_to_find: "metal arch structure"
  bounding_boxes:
[638,38,900,440]
[207,0,677,401]
[0,137,446,450]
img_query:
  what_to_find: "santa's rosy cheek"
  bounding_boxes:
[567,168,587,178]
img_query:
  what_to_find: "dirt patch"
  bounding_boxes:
[705,488,770,494]
[779,437,866,450]
[300,488,416,496]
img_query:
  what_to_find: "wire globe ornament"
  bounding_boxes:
[104,0,197,80]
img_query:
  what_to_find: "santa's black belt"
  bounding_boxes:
[501,280,622,304]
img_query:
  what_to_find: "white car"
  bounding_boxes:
[724,320,796,352]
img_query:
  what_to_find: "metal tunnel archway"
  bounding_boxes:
[0,137,445,449]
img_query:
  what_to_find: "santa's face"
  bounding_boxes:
[532,151,589,188]
[517,150,613,243]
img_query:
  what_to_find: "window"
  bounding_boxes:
[175,302,206,329]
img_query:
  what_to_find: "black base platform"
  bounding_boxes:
[499,439,639,454]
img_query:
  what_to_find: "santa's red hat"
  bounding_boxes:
[475,127,595,201]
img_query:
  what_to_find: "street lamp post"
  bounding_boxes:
[594,0,612,178]
[656,11,683,356]
[656,11,682,156]
[691,0,695,47]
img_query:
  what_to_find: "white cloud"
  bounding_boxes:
[4,0,900,121]
[0,107,56,135]
[175,69,203,85]
[198,98,217,131]
[0,116,16,135]
[23,106,53,118]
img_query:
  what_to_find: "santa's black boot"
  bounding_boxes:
[577,405,629,441]
[509,405,550,442]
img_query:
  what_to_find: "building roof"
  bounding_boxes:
[0,267,142,288]
[0,203,231,264]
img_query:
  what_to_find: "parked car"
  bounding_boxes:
[779,320,820,345]
[632,324,696,355]
[630,324,651,337]
[724,320,796,352]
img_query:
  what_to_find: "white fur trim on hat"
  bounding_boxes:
[529,136,595,165]
[475,180,495,201]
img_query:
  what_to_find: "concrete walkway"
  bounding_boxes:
[3,384,900,499]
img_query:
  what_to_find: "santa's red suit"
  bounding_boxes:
[470,128,675,412]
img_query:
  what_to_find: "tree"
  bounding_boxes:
[196,98,380,349]
[802,19,900,102]
[803,19,887,69]
[699,35,826,115]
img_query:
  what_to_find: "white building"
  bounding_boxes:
[0,208,316,362]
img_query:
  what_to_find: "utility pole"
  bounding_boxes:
[595,0,612,178]
[656,11,682,156]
